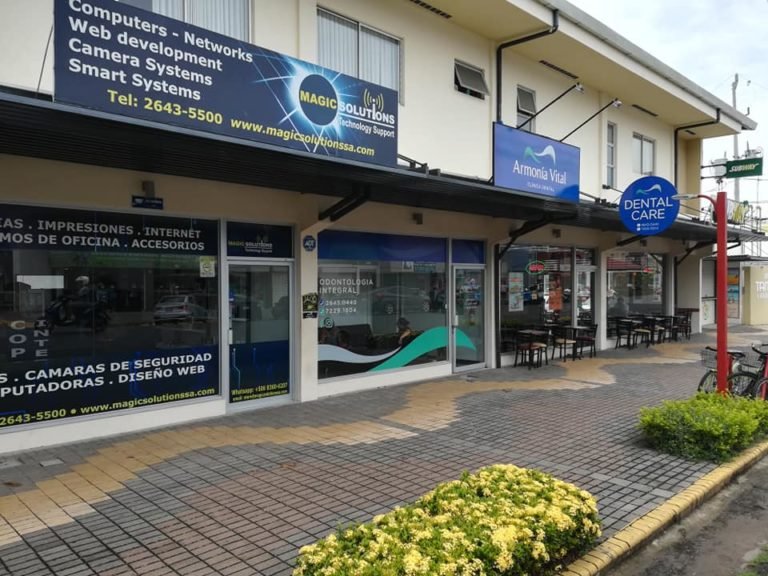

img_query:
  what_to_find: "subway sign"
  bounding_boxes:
[53,0,398,166]
[725,157,763,179]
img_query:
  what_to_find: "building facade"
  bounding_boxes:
[0,0,760,453]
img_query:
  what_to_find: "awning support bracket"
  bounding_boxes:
[318,187,370,222]
[675,240,714,267]
[616,234,645,247]
[497,215,567,260]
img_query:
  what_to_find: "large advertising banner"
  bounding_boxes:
[0,203,218,255]
[53,0,398,166]
[493,123,580,202]
[0,203,220,430]
[0,347,218,430]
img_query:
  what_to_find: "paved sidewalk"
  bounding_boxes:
[0,329,762,576]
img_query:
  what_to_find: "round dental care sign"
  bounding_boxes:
[619,176,680,236]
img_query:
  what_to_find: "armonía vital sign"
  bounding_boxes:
[618,176,680,236]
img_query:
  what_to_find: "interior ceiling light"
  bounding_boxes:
[539,60,579,79]
[632,103,658,117]
[407,0,452,19]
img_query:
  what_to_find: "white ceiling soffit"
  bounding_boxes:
[404,0,755,135]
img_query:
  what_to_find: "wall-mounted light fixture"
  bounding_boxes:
[516,82,584,131]
[560,98,621,142]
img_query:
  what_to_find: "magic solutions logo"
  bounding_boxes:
[296,73,395,136]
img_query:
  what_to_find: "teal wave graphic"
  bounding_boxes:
[523,146,541,164]
[636,184,663,196]
[370,327,477,372]
[523,145,557,166]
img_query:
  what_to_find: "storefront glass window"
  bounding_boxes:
[0,204,219,430]
[607,252,664,316]
[576,249,596,326]
[500,245,572,327]
[318,231,447,378]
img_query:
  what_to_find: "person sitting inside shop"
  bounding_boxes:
[397,317,415,347]
[610,296,629,317]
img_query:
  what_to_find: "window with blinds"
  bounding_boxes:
[517,86,536,132]
[632,133,655,175]
[117,0,249,41]
[607,122,617,187]
[317,8,403,104]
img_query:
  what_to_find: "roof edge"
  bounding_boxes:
[535,0,757,131]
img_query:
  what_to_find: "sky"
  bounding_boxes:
[567,0,768,204]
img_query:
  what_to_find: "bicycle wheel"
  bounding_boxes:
[697,371,717,393]
[751,377,768,401]
[727,372,755,397]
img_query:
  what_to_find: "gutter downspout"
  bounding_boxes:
[495,10,559,123]
[672,108,721,312]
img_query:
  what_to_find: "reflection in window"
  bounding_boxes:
[318,8,402,103]
[117,0,249,40]
[632,133,655,175]
[607,252,664,316]
[517,86,536,132]
[499,245,573,328]
[317,231,446,379]
[3,250,219,358]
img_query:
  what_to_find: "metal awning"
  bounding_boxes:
[0,90,764,245]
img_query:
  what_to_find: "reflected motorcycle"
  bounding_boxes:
[44,296,110,333]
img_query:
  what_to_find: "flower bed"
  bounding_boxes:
[294,464,601,576]
[639,393,768,462]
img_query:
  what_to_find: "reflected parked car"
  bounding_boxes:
[372,287,431,315]
[153,295,207,325]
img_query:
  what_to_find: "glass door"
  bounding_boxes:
[453,266,485,370]
[228,263,292,404]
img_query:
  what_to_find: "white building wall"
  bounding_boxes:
[0,0,710,192]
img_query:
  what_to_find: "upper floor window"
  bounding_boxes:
[633,133,655,175]
[606,122,617,187]
[116,0,250,41]
[318,8,403,103]
[517,86,536,132]
[454,60,488,100]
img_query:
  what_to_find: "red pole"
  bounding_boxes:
[716,190,729,393]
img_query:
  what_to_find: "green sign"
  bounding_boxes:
[725,157,763,179]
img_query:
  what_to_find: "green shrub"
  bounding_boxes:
[293,464,600,576]
[639,393,768,462]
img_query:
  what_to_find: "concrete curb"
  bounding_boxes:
[561,439,768,576]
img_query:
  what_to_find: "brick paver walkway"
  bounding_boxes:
[0,329,762,575]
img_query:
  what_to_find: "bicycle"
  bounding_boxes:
[698,346,745,393]
[724,344,768,400]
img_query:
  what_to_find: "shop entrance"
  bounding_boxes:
[452,266,485,371]
[228,263,292,404]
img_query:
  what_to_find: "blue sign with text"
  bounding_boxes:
[54,0,398,166]
[227,222,293,258]
[619,176,680,236]
[493,123,580,202]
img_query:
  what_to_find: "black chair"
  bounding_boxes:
[577,324,598,358]
[615,318,637,349]
[551,325,578,361]
[514,331,548,369]
[661,316,679,342]
[675,310,693,340]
